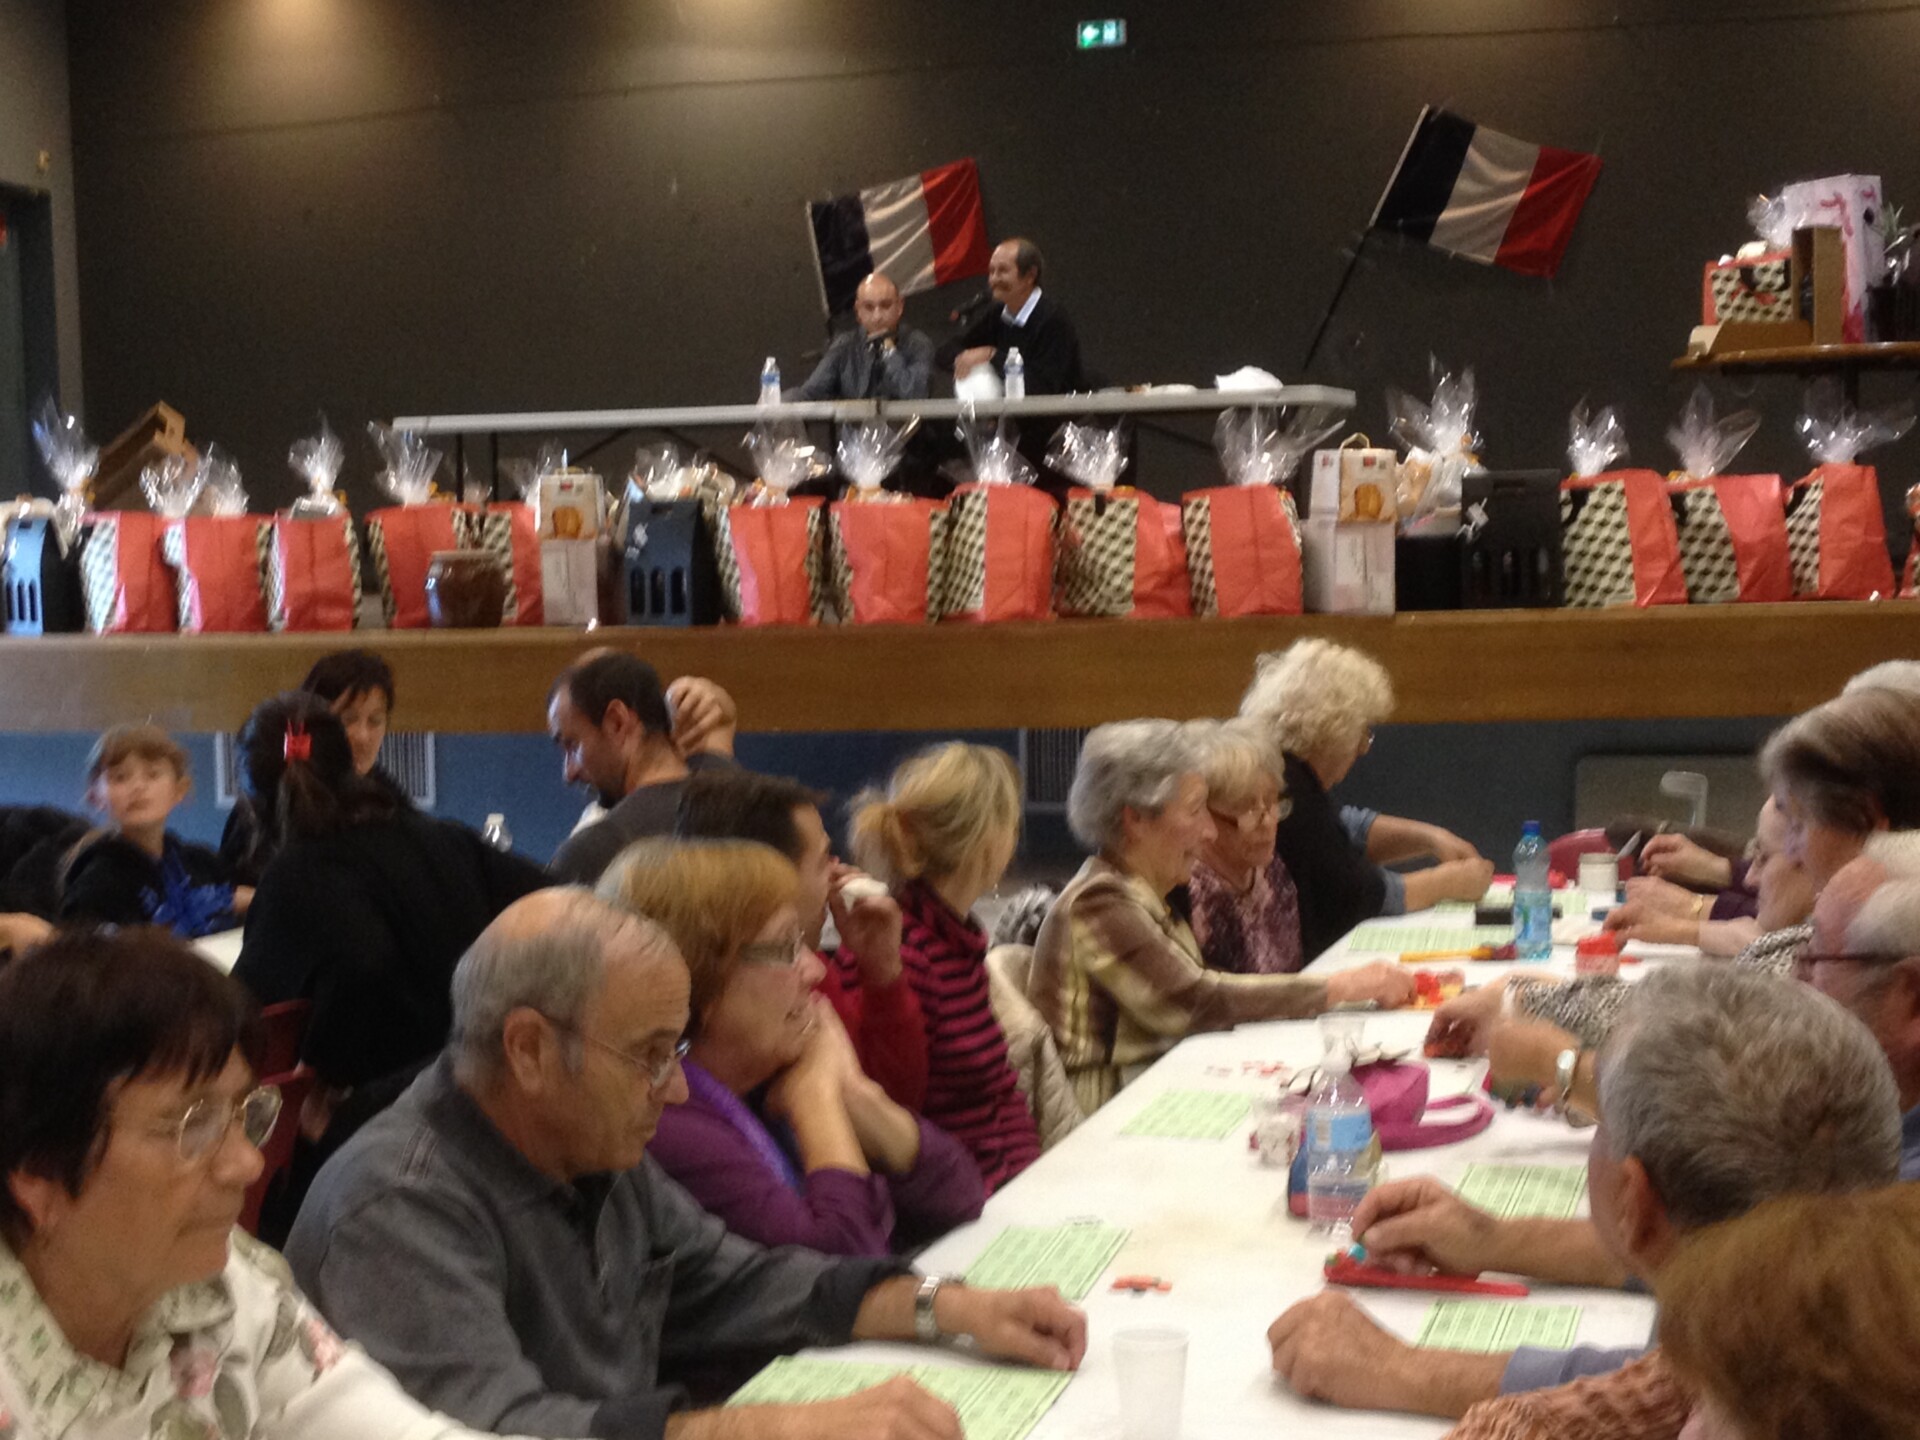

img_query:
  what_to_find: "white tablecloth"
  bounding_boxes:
[822,898,1680,1439]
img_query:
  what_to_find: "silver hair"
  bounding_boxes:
[1843,660,1920,701]
[1066,719,1202,851]
[1845,875,1920,961]
[1597,965,1900,1229]
[1237,639,1393,763]
[1862,829,1920,880]
[1186,717,1283,811]
[449,888,675,1080]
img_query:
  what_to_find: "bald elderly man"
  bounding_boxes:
[791,273,935,401]
[288,888,1085,1440]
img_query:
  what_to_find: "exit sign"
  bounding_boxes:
[1077,19,1126,49]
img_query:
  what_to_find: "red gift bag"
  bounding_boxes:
[1180,486,1302,617]
[164,517,269,632]
[1786,463,1897,600]
[1670,474,1792,604]
[938,483,1056,623]
[829,499,946,625]
[1560,470,1687,608]
[1058,489,1193,620]
[721,498,826,626]
[368,505,462,628]
[489,502,544,626]
[269,516,362,632]
[79,512,176,634]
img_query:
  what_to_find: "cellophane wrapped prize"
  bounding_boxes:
[364,422,458,628]
[158,445,270,632]
[1788,377,1910,599]
[1560,400,1686,609]
[1664,387,1791,604]
[1182,405,1338,617]
[939,407,1055,622]
[716,420,827,624]
[1051,421,1190,620]
[269,416,362,631]
[1387,358,1481,535]
[828,421,945,625]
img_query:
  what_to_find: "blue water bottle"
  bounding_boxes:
[1513,821,1552,960]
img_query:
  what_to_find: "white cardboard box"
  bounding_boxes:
[540,538,599,626]
[1302,517,1395,614]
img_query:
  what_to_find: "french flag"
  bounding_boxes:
[1373,108,1602,278]
[808,159,991,316]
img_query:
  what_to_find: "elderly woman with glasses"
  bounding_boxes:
[599,839,983,1258]
[0,927,539,1440]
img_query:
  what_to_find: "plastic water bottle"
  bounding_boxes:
[1003,346,1026,400]
[1306,1049,1374,1236]
[481,813,513,853]
[758,356,781,407]
[1513,820,1552,960]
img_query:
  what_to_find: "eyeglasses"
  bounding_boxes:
[145,1086,283,1164]
[560,1027,692,1091]
[1212,796,1291,830]
[1794,950,1914,977]
[738,932,808,970]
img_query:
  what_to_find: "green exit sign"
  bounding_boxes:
[1076,19,1126,49]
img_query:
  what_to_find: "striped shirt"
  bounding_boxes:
[896,880,1042,1192]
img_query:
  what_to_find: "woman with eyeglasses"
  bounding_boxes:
[598,839,984,1257]
[0,927,552,1440]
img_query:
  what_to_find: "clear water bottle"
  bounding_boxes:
[481,813,513,853]
[758,356,781,407]
[1306,1042,1375,1237]
[1513,820,1553,960]
[1003,346,1026,400]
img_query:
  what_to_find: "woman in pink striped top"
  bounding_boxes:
[851,745,1042,1192]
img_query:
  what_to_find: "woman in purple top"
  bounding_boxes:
[1185,720,1305,977]
[599,837,983,1257]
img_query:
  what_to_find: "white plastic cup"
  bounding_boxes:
[1114,1327,1187,1440]
[1579,852,1621,899]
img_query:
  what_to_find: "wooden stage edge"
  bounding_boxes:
[2,604,1916,735]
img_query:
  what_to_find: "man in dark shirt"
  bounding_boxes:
[939,238,1087,396]
[547,650,738,884]
[791,273,934,402]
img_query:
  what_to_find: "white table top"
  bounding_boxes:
[194,928,244,973]
[822,895,1680,1439]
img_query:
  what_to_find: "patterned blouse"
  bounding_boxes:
[0,1231,512,1440]
[1186,857,1305,976]
[1446,1350,1691,1440]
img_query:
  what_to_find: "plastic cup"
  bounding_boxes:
[1578,852,1622,898]
[1113,1327,1187,1440]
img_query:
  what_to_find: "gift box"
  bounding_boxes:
[1302,517,1395,614]
[1308,441,1400,522]
[459,502,544,626]
[1785,464,1898,600]
[829,498,947,625]
[1458,470,1565,609]
[1782,175,1885,345]
[79,511,175,634]
[541,538,600,626]
[716,498,829,626]
[1702,251,1794,327]
[538,468,606,540]
[623,497,720,627]
[3,516,85,635]
[162,516,271,633]
[1559,471,1687,609]
[937,483,1056,624]
[1670,475,1792,605]
[367,504,463,629]
[1055,489,1191,620]
[267,515,362,632]
[1180,486,1303,617]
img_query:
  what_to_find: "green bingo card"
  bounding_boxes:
[1415,1300,1582,1353]
[730,1357,1071,1440]
[964,1221,1129,1299]
[1120,1089,1251,1139]
[1455,1163,1589,1220]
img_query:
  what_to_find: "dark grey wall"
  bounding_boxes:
[61,0,1920,539]
[0,0,82,429]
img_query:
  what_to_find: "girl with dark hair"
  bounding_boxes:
[231,693,545,1228]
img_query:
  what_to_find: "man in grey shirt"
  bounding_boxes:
[790,274,934,402]
[287,889,1085,1440]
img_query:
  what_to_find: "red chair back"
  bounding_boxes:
[241,1067,314,1237]
[255,1000,311,1077]
[1548,827,1615,878]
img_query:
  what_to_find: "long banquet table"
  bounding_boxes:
[817,898,1695,1439]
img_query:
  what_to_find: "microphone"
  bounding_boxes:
[949,291,993,325]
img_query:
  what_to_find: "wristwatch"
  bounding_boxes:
[915,1274,961,1343]
[1552,1048,1581,1118]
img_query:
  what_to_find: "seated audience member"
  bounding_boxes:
[1266,966,1901,1426]
[677,768,927,1109]
[0,802,90,919]
[848,742,1041,1190]
[1239,641,1492,960]
[0,928,534,1440]
[223,647,402,884]
[1185,719,1305,976]
[287,890,1085,1437]
[1026,720,1415,1114]
[1602,799,1803,953]
[547,650,738,883]
[601,841,983,1256]
[1657,1185,1920,1440]
[59,723,249,938]
[232,694,546,1171]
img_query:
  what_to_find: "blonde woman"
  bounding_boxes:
[1241,640,1492,960]
[1188,719,1305,975]
[849,743,1041,1190]
[600,839,983,1256]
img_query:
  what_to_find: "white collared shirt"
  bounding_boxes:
[1002,287,1043,327]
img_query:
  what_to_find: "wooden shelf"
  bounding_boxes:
[1673,342,1920,373]
[2,605,1914,735]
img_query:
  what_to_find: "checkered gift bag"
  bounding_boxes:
[79,511,176,634]
[161,516,271,632]
[715,498,829,625]
[1671,475,1792,605]
[1785,464,1898,600]
[1057,489,1193,620]
[936,483,1056,623]
[1559,471,1687,609]
[267,514,363,631]
[458,503,544,625]
[1179,485,1302,618]
[1702,252,1795,325]
[828,498,946,625]
[366,504,463,628]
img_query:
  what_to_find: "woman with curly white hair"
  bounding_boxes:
[1240,640,1492,960]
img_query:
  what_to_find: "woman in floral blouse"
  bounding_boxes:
[0,927,535,1440]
